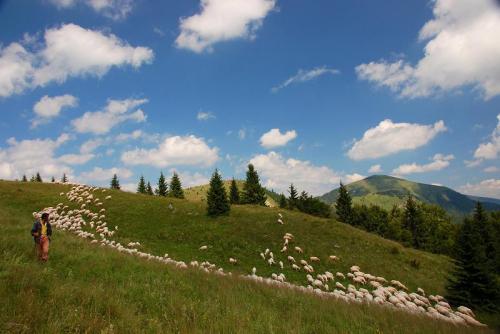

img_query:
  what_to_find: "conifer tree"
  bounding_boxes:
[61,173,68,183]
[335,182,353,224]
[229,178,240,204]
[110,174,120,190]
[137,175,146,194]
[35,172,42,182]
[157,172,168,196]
[241,164,267,205]
[288,184,298,209]
[22,175,27,182]
[206,169,230,216]
[146,182,154,195]
[403,195,421,248]
[278,193,287,209]
[169,172,185,199]
[447,202,500,311]
[51,176,55,182]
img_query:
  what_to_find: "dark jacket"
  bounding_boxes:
[31,220,52,243]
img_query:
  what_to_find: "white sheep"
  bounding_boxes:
[310,256,320,262]
[199,245,208,250]
[229,258,237,265]
[279,261,284,269]
[287,255,296,263]
[280,246,287,253]
[292,264,300,271]
[329,255,339,262]
[277,219,284,225]
[294,246,303,253]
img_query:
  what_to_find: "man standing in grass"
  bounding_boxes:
[31,213,52,262]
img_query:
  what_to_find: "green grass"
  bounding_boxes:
[0,180,494,333]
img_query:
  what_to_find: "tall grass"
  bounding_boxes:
[0,181,494,333]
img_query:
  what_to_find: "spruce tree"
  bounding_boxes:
[169,172,185,199]
[206,169,230,216]
[229,178,240,204]
[335,182,352,224]
[110,174,120,190]
[288,184,298,209]
[61,173,68,183]
[35,172,42,182]
[403,195,421,248]
[278,193,287,209]
[22,175,27,182]
[137,175,146,194]
[146,182,154,195]
[447,202,500,311]
[241,164,267,205]
[51,176,55,182]
[157,172,168,196]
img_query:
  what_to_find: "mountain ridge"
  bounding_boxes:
[319,175,500,215]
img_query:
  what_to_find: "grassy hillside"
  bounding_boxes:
[0,180,494,333]
[319,175,500,215]
[184,179,278,207]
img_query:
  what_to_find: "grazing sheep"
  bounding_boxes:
[292,264,301,271]
[417,287,425,296]
[260,252,266,260]
[199,245,208,250]
[252,267,257,275]
[350,265,360,272]
[335,282,346,290]
[300,259,308,266]
[229,258,237,265]
[279,261,284,269]
[287,256,296,263]
[267,258,275,266]
[105,195,112,199]
[294,246,303,253]
[280,246,287,253]
[329,255,339,262]
[265,248,270,255]
[336,272,345,280]
[278,213,283,218]
[310,256,320,262]
[457,306,475,318]
[277,219,284,225]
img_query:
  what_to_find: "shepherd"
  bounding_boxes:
[31,212,52,262]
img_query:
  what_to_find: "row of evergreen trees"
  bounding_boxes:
[447,203,500,312]
[136,172,185,198]
[21,173,68,183]
[334,183,457,255]
[207,164,267,216]
[333,182,500,312]
[277,184,331,218]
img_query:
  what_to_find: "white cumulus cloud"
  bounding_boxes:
[249,151,345,196]
[458,179,500,199]
[72,98,147,134]
[368,164,383,173]
[121,135,219,168]
[0,134,74,180]
[78,166,133,183]
[0,23,153,98]
[473,113,500,161]
[32,94,78,127]
[348,119,447,160]
[175,0,276,53]
[197,111,215,121]
[392,153,454,175]
[260,128,297,149]
[272,66,340,92]
[356,0,500,100]
[49,0,134,20]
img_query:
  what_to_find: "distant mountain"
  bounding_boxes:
[467,195,500,206]
[319,175,500,216]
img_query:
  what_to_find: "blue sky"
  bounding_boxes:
[0,0,499,198]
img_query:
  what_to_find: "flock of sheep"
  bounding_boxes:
[35,184,486,328]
